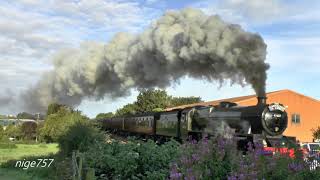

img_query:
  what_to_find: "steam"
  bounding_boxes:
[22,8,269,113]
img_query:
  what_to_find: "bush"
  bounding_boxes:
[169,136,239,180]
[84,138,181,179]
[169,136,320,180]
[57,121,105,156]
[40,109,88,142]
[20,121,37,140]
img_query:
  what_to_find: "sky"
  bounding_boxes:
[0,0,319,117]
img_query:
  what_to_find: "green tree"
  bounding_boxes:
[58,121,105,156]
[40,108,88,142]
[20,121,37,140]
[17,112,35,119]
[4,124,21,139]
[169,96,202,107]
[95,112,114,120]
[0,125,4,140]
[47,103,69,116]
[134,89,170,113]
[115,103,137,117]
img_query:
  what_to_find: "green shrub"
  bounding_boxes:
[40,109,88,142]
[57,121,105,156]
[84,138,181,179]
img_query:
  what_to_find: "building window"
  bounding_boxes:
[292,113,301,124]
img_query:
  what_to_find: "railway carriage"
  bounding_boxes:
[101,96,290,147]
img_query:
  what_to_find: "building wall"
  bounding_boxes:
[235,91,320,142]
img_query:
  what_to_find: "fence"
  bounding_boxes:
[305,150,320,170]
[72,150,95,180]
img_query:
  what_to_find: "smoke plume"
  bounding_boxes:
[22,8,269,113]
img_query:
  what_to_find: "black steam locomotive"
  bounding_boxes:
[101,97,289,146]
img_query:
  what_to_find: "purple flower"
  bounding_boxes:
[170,172,182,179]
[191,153,200,161]
[288,162,304,172]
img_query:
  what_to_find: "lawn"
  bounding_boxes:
[0,143,59,165]
[0,143,59,180]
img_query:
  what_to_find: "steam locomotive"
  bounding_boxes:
[101,97,289,147]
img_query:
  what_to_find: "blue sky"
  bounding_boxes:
[0,0,319,117]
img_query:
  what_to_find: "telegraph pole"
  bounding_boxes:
[36,113,40,143]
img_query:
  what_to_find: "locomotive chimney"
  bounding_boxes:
[257,96,267,105]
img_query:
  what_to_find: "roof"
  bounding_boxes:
[165,89,320,111]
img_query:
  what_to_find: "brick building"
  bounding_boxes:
[166,89,320,142]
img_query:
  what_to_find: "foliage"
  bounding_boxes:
[107,89,203,117]
[0,125,4,140]
[115,103,137,117]
[17,112,35,120]
[152,107,164,112]
[46,103,69,116]
[20,121,37,140]
[0,168,48,180]
[95,112,114,120]
[4,124,21,139]
[84,138,181,179]
[169,96,203,107]
[135,89,171,113]
[57,121,105,156]
[40,109,88,142]
[312,126,320,140]
[36,121,45,142]
[0,154,64,180]
[169,136,320,180]
[170,136,239,179]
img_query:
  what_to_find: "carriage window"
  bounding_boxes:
[292,113,300,124]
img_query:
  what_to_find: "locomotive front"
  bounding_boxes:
[190,96,288,138]
[259,101,288,136]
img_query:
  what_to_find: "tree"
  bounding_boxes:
[17,112,35,119]
[169,96,203,107]
[20,121,37,140]
[47,103,69,116]
[115,103,137,117]
[134,89,170,113]
[4,124,21,139]
[40,109,88,142]
[95,112,114,120]
[58,121,105,156]
[312,126,320,141]
[0,125,4,140]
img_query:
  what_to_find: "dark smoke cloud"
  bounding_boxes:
[21,8,269,113]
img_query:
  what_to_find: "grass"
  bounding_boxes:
[0,143,59,180]
[0,143,59,165]
[0,168,46,180]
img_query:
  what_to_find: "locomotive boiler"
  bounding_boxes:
[101,96,288,146]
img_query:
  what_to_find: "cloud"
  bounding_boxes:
[0,0,161,114]
[219,0,288,22]
[192,0,320,27]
